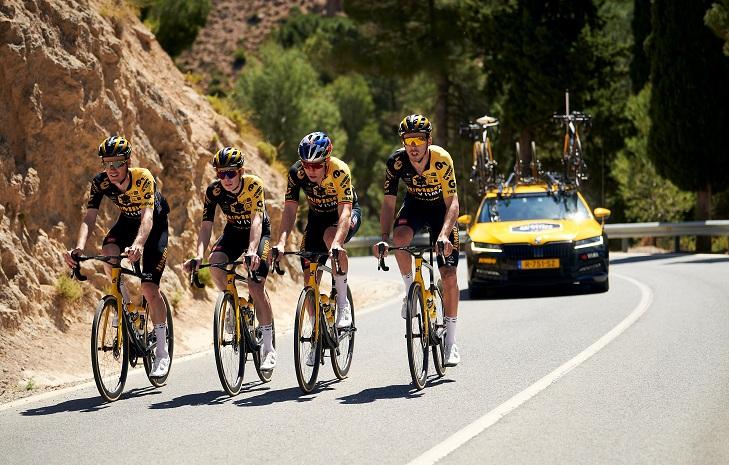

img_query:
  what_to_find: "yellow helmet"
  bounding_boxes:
[212,147,245,169]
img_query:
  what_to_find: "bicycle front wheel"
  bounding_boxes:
[213,292,245,396]
[331,286,355,380]
[294,287,320,394]
[91,296,128,402]
[406,282,429,390]
[143,292,175,387]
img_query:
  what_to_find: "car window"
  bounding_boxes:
[478,193,590,223]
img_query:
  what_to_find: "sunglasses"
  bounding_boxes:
[101,159,128,169]
[216,170,239,180]
[302,162,325,171]
[403,136,427,146]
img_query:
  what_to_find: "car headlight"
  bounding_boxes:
[471,242,503,253]
[574,235,604,250]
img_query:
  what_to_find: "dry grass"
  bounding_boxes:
[55,275,83,302]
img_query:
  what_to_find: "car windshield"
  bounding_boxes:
[478,193,591,223]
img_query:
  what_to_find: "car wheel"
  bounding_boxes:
[591,277,609,293]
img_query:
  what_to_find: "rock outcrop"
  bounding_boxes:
[0,0,291,333]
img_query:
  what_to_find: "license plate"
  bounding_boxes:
[518,258,560,269]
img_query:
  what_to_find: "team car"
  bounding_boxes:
[459,183,610,298]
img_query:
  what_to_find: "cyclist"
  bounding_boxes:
[183,147,276,370]
[63,136,171,377]
[372,114,462,366]
[272,131,361,337]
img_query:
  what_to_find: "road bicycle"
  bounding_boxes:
[459,115,500,195]
[271,248,355,394]
[377,241,447,390]
[72,254,174,402]
[190,256,276,396]
[552,90,591,186]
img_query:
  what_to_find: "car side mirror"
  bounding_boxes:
[457,214,472,227]
[593,207,611,224]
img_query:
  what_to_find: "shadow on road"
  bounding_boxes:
[234,379,340,406]
[20,386,160,416]
[609,253,685,265]
[148,382,270,409]
[459,285,597,302]
[337,377,454,404]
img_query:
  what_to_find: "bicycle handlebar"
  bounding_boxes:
[189,257,261,289]
[270,248,344,276]
[376,241,446,272]
[70,253,141,282]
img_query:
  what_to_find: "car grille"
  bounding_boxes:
[501,242,573,259]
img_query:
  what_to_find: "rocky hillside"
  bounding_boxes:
[0,0,301,393]
[177,0,337,92]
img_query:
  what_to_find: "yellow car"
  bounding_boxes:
[459,183,611,298]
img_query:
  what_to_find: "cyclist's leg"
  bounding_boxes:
[102,217,133,302]
[209,224,245,291]
[435,225,460,365]
[140,216,171,373]
[248,234,272,326]
[323,206,361,326]
[393,200,426,289]
[300,213,330,286]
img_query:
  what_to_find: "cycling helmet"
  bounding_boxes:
[98,136,132,158]
[298,132,332,163]
[212,147,245,169]
[398,114,432,136]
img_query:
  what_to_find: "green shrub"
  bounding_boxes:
[144,0,211,57]
[55,275,82,301]
[197,267,213,288]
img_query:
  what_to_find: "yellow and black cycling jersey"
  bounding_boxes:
[87,167,169,218]
[285,156,359,215]
[202,174,270,229]
[384,145,457,203]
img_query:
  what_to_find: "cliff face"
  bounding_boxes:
[0,0,289,329]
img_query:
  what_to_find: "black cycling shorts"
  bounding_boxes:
[300,204,362,268]
[211,223,271,278]
[102,214,169,285]
[394,198,459,268]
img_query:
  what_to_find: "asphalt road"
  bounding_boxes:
[2,253,729,465]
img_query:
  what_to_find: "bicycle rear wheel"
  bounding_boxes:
[251,291,276,383]
[91,296,128,402]
[294,287,320,394]
[431,284,447,378]
[213,292,245,396]
[143,292,175,387]
[406,282,429,390]
[331,286,355,379]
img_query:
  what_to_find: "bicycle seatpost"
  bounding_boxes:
[377,243,389,271]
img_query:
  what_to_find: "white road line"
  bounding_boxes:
[406,273,653,465]
[0,294,402,412]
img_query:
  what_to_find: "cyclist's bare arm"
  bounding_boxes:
[373,194,397,257]
[274,201,298,251]
[246,212,264,271]
[65,208,98,267]
[331,202,352,250]
[184,220,213,272]
[438,193,460,256]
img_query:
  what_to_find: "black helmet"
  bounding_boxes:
[98,136,132,158]
[212,147,245,169]
[398,114,432,136]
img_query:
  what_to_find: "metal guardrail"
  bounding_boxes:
[347,220,729,249]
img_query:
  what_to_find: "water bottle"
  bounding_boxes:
[426,295,436,320]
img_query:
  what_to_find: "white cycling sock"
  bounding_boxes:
[260,323,274,352]
[445,316,457,347]
[402,272,414,293]
[154,323,168,358]
[334,274,349,307]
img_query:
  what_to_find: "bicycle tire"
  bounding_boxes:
[91,295,128,402]
[213,292,245,396]
[431,285,447,378]
[406,282,428,390]
[331,286,355,380]
[252,290,276,383]
[294,287,320,394]
[143,292,174,387]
